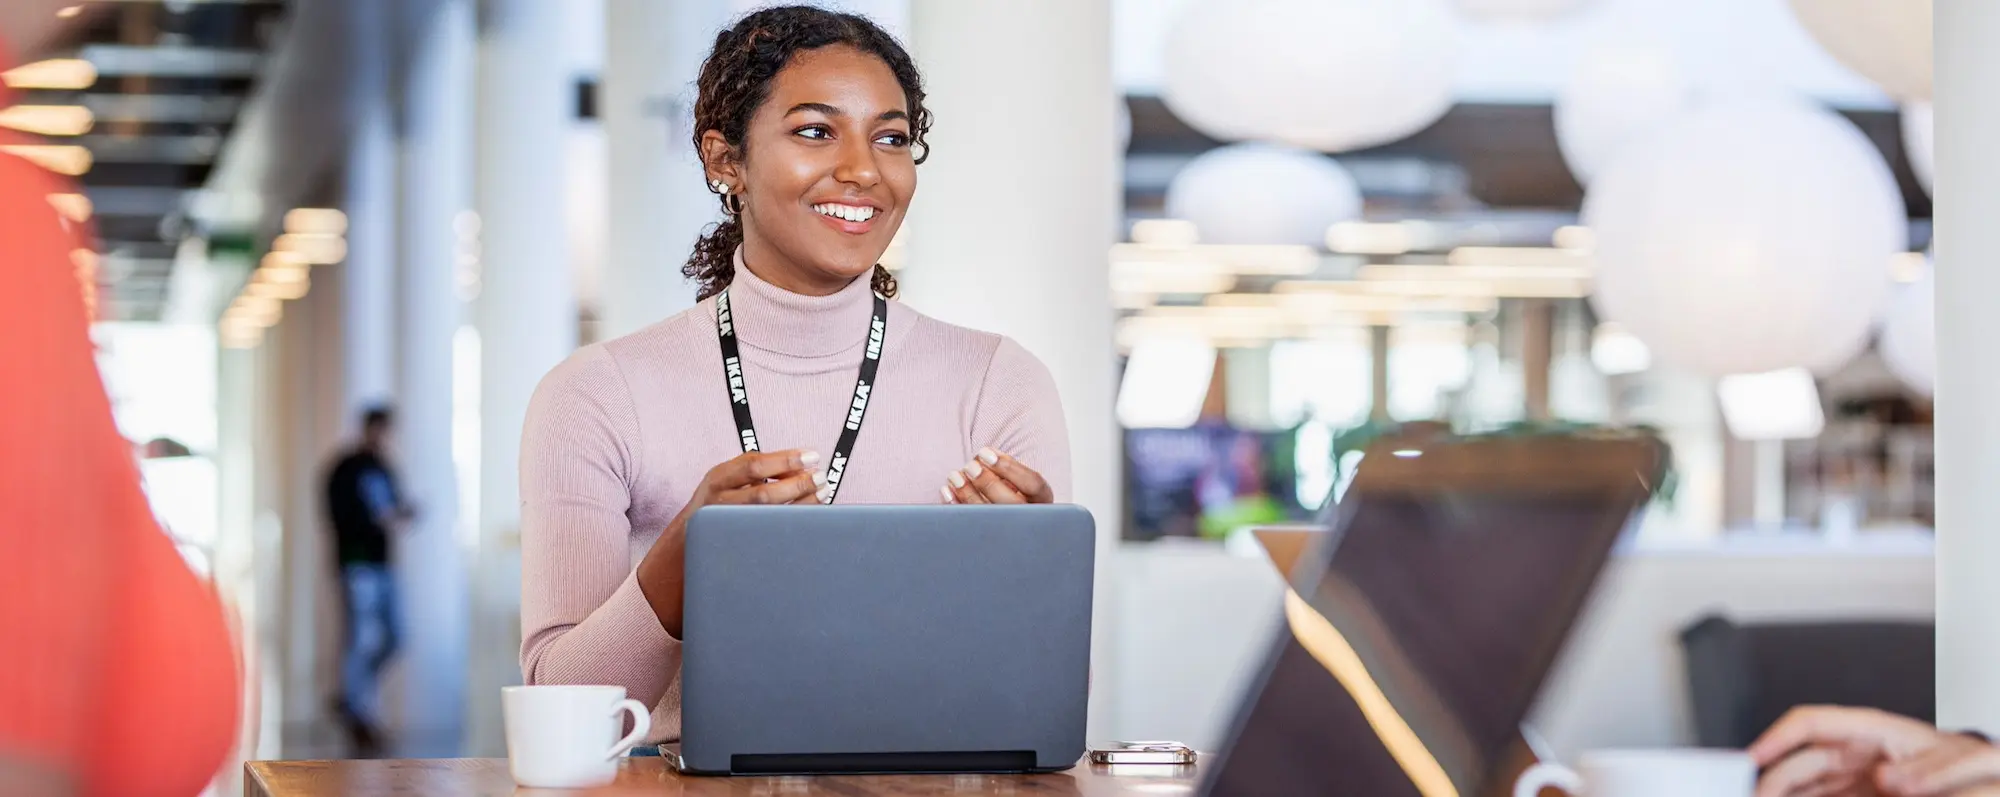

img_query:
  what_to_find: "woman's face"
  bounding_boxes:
[715,44,917,292]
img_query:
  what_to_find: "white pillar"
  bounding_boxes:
[476,0,579,552]
[342,0,397,424]
[599,0,719,338]
[1934,0,2000,735]
[903,0,1120,739]
[394,0,474,757]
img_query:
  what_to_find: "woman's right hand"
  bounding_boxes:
[635,449,824,637]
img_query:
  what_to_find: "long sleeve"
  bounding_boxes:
[518,346,680,708]
[0,148,239,796]
[969,337,1074,503]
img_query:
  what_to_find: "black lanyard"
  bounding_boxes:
[714,287,888,504]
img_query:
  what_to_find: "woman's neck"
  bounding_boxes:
[738,237,854,297]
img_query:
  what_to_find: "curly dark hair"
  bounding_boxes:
[683,5,931,301]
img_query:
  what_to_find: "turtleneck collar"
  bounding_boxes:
[722,247,878,359]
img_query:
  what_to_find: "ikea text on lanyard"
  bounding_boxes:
[714,288,887,504]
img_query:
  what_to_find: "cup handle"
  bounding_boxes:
[604,699,652,761]
[1514,762,1585,797]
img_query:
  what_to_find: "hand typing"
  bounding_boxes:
[940,447,1054,505]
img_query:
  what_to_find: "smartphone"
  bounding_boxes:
[1088,741,1198,765]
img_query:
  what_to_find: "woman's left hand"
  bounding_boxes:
[941,447,1054,505]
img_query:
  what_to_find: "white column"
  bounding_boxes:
[342,0,398,424]
[903,0,1120,739]
[599,0,720,338]
[1934,0,2000,735]
[476,0,579,555]
[394,0,474,757]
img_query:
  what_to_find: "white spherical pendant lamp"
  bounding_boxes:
[1161,0,1460,153]
[1165,143,1363,247]
[1583,100,1907,378]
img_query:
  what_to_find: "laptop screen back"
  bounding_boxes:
[1203,437,1666,797]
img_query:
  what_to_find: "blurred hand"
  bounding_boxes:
[1751,706,1954,797]
[1875,732,2000,797]
[637,449,823,636]
[941,447,1054,505]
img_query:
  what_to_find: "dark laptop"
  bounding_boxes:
[666,503,1096,776]
[1202,434,1670,796]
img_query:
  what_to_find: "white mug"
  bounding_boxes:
[1514,749,1754,797]
[502,685,652,789]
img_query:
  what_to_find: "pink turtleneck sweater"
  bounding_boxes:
[518,261,1073,742]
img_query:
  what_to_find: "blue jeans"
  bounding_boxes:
[339,563,400,727]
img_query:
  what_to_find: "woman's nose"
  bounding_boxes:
[832,136,881,189]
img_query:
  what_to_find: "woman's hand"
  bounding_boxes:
[636,449,824,637]
[1876,732,2000,797]
[941,447,1054,505]
[1751,706,1955,797]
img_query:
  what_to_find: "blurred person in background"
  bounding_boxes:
[323,406,414,756]
[1753,705,2000,797]
[0,2,241,794]
[518,5,1071,748]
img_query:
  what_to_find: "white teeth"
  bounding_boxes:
[814,203,876,223]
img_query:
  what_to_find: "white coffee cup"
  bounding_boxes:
[502,685,651,789]
[1513,749,1754,797]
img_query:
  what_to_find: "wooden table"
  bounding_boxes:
[245,757,1205,796]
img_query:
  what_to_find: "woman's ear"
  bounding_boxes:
[699,130,742,194]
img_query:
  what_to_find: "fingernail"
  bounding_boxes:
[966,461,984,479]
[812,470,828,487]
[817,485,834,503]
[978,447,999,465]
[939,486,954,503]
[948,471,966,488]
[800,451,821,466]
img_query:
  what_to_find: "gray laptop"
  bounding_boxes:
[666,503,1096,776]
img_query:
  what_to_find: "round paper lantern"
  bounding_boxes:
[1555,42,1696,185]
[1165,143,1363,246]
[1788,0,1932,100]
[1457,0,1591,22]
[1162,0,1459,153]
[1879,263,1934,395]
[1903,102,1933,194]
[1583,100,1907,378]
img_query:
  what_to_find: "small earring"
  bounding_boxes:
[711,179,730,194]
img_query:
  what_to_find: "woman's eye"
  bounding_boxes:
[876,132,911,147]
[795,126,831,140]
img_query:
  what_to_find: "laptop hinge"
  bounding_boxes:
[730,750,1036,775]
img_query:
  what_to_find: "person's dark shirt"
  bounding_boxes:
[326,449,400,565]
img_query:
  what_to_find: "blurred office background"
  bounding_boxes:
[14,0,1945,792]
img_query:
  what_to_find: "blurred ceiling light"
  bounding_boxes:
[1553,225,1596,252]
[1131,218,1201,247]
[46,192,91,223]
[1115,339,1217,429]
[1890,251,1928,283]
[262,249,309,273]
[272,233,347,264]
[247,270,310,300]
[1445,246,1591,268]
[1350,264,1592,299]
[1113,291,1159,310]
[283,207,349,236]
[1589,322,1652,375]
[1207,290,1495,316]
[1716,367,1826,441]
[1326,221,1413,255]
[0,144,92,176]
[2,59,97,90]
[1110,242,1318,276]
[226,297,283,328]
[0,105,93,136]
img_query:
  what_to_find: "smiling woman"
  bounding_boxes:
[516,5,1074,745]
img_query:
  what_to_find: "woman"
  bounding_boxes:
[518,6,1071,744]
